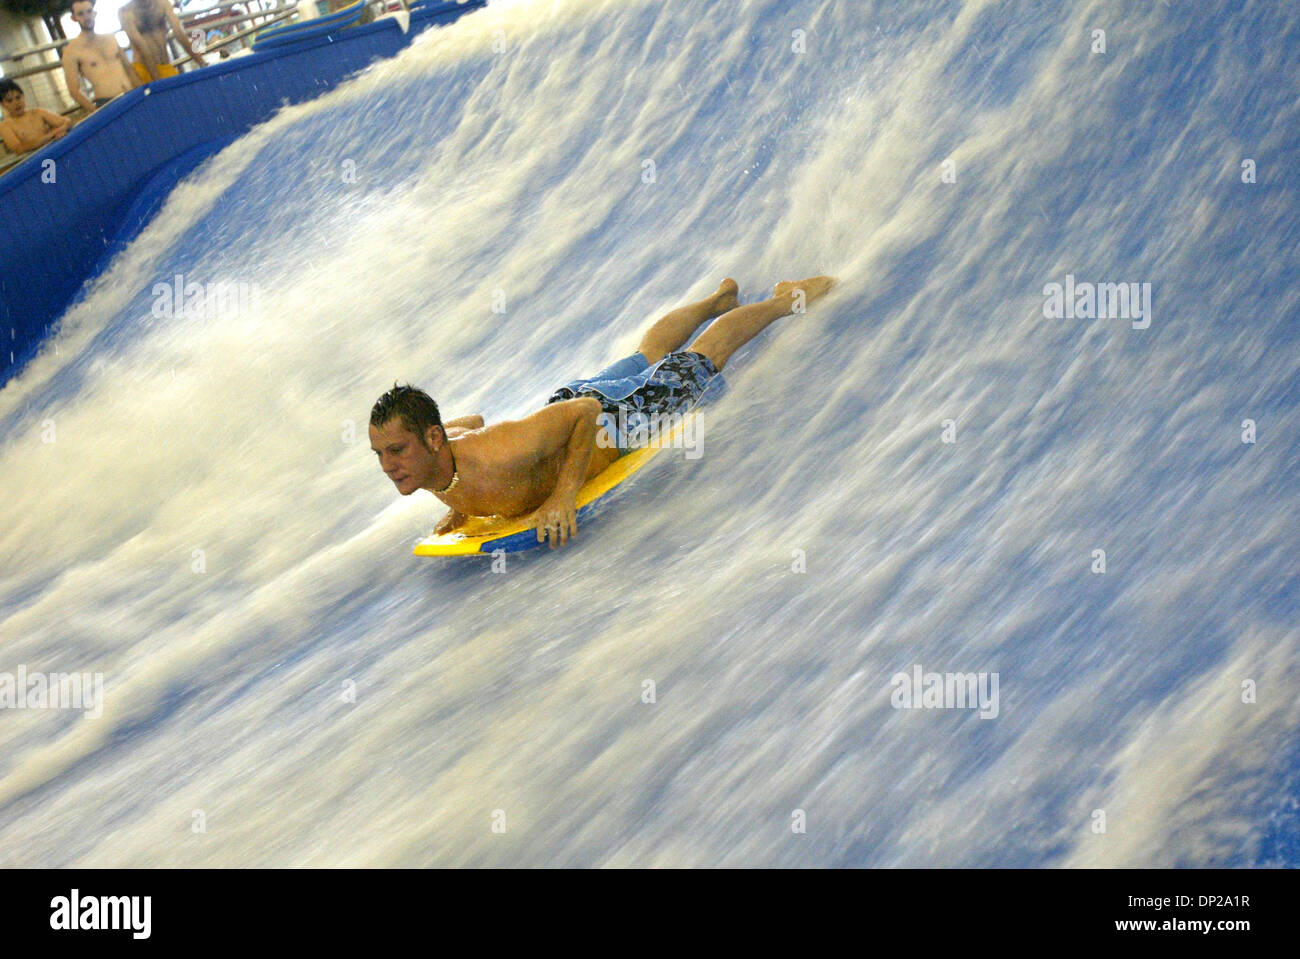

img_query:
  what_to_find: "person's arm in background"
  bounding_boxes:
[164,1,207,68]
[36,108,72,138]
[0,115,67,153]
[117,44,144,88]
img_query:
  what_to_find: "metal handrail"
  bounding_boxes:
[177,3,301,37]
[173,5,301,64]
[1,36,69,63]
[173,0,403,66]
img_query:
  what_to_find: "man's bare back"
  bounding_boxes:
[370,397,609,546]
[432,405,620,518]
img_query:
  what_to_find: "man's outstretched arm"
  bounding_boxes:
[434,402,599,542]
[533,398,600,547]
[164,2,207,67]
[485,398,602,547]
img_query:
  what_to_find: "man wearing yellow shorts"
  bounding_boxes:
[132,60,177,84]
[120,0,206,82]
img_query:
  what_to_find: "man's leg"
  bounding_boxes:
[687,276,835,371]
[637,278,739,363]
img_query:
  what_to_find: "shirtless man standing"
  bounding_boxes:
[0,80,71,154]
[369,275,835,547]
[61,0,140,113]
[120,0,207,83]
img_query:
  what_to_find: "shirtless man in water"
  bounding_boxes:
[370,275,835,547]
[61,0,140,112]
[0,80,71,154]
[120,0,207,83]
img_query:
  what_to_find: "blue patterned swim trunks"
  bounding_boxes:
[547,350,725,455]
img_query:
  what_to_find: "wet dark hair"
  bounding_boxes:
[0,80,22,101]
[370,383,443,449]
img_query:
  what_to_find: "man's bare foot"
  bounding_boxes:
[711,277,740,316]
[775,276,836,304]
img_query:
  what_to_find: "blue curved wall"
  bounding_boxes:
[0,0,484,385]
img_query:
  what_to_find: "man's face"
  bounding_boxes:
[71,2,96,30]
[1,90,24,117]
[369,419,439,496]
